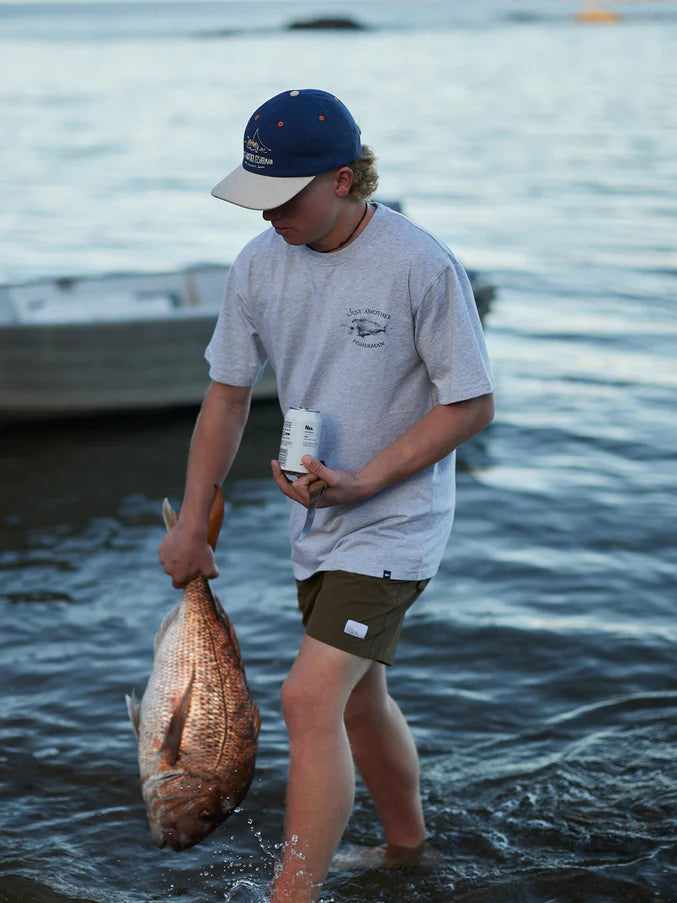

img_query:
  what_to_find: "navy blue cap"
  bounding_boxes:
[211,89,362,210]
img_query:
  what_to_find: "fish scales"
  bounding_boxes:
[127,488,260,852]
[142,583,231,762]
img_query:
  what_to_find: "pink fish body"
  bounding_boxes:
[126,488,260,851]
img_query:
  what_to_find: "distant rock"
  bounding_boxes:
[194,28,237,39]
[288,17,365,31]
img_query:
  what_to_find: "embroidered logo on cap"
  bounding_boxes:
[244,130,273,169]
[344,619,368,639]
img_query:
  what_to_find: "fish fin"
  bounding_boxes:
[214,594,245,667]
[154,604,180,653]
[253,701,262,740]
[159,670,195,767]
[206,485,225,551]
[125,690,141,740]
[213,594,260,739]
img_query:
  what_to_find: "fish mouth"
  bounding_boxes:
[142,771,196,850]
[148,808,205,852]
[154,826,193,852]
[142,770,237,852]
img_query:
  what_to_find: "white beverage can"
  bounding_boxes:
[278,407,322,474]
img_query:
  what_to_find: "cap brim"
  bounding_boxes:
[211,165,315,211]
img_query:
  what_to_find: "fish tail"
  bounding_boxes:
[206,486,224,551]
[162,498,179,531]
[162,486,224,552]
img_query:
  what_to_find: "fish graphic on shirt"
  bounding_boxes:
[348,317,387,339]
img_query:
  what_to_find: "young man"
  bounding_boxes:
[159,89,495,902]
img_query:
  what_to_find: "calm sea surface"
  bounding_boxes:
[1,2,676,901]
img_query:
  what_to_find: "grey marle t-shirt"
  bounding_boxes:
[206,203,494,580]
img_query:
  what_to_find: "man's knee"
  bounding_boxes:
[280,674,308,724]
[280,673,337,734]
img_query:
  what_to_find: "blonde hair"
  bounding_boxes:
[349,145,379,201]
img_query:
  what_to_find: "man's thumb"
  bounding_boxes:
[301,454,325,476]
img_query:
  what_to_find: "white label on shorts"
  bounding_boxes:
[344,619,368,639]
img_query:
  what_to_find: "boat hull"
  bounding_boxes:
[0,317,275,421]
[0,262,491,424]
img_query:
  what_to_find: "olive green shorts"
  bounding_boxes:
[296,570,429,666]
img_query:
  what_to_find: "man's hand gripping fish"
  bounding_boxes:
[126,487,260,851]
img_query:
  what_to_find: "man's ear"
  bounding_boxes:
[335,166,355,198]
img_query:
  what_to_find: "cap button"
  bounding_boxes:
[289,90,300,97]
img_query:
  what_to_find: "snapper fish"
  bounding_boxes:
[126,487,260,851]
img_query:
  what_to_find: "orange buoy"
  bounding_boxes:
[576,7,621,23]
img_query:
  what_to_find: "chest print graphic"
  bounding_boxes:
[342,307,390,348]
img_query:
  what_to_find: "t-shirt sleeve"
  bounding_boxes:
[205,263,269,387]
[413,260,495,405]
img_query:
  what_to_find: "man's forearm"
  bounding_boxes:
[179,381,252,536]
[355,393,494,498]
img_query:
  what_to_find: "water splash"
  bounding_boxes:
[223,877,270,903]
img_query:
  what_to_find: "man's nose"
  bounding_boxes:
[263,199,288,221]
[263,206,284,222]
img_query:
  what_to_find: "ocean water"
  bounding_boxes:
[1,2,677,902]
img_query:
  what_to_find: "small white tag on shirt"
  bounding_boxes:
[344,619,368,639]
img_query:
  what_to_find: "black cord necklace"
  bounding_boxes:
[311,202,369,253]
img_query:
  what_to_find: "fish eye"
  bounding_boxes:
[198,810,215,823]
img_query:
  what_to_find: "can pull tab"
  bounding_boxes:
[297,478,328,541]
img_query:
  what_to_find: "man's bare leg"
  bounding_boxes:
[270,636,372,903]
[343,662,427,854]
